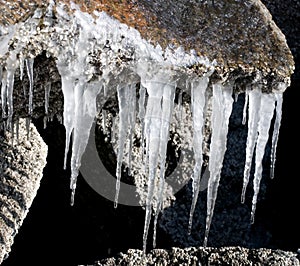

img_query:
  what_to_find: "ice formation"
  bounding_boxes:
[0,1,289,252]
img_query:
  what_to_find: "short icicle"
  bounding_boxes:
[0,66,2,87]
[1,69,7,118]
[204,83,233,247]
[45,82,51,115]
[242,89,249,125]
[25,58,34,115]
[5,52,18,129]
[270,92,283,179]
[19,57,24,81]
[188,77,209,235]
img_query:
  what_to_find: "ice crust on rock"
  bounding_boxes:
[0,1,289,253]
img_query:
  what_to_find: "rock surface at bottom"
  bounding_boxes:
[95,246,300,266]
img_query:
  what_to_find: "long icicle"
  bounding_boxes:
[153,81,176,248]
[142,79,164,253]
[138,83,146,160]
[127,83,137,176]
[241,87,262,203]
[250,92,276,223]
[270,93,283,179]
[204,83,233,247]
[115,84,130,208]
[188,77,209,234]
[188,78,208,234]
[61,75,76,170]
[70,80,102,205]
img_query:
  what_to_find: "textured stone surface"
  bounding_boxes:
[0,119,47,264]
[0,0,46,26]
[95,246,300,266]
[0,0,295,93]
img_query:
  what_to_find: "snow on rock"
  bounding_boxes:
[0,1,290,253]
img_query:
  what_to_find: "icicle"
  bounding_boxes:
[127,83,137,175]
[1,69,7,117]
[241,88,262,203]
[25,58,34,115]
[57,114,63,124]
[111,116,116,144]
[153,80,176,248]
[177,87,183,125]
[250,92,276,223]
[70,80,102,205]
[0,66,2,85]
[234,93,238,102]
[26,117,30,139]
[204,83,233,247]
[270,93,283,179]
[16,117,19,143]
[102,109,107,134]
[43,116,48,129]
[45,82,51,115]
[19,57,24,81]
[62,75,75,170]
[115,84,130,208]
[6,68,15,127]
[138,83,146,158]
[11,120,15,145]
[141,75,175,253]
[142,80,163,253]
[5,52,18,129]
[242,89,249,125]
[188,77,209,235]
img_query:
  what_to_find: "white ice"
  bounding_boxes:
[141,72,176,252]
[25,58,34,115]
[115,84,136,208]
[250,92,276,223]
[45,82,51,115]
[241,88,262,203]
[204,83,233,247]
[153,79,176,248]
[270,93,283,179]
[188,77,209,234]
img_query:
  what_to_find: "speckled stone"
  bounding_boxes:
[95,246,300,266]
[0,119,48,264]
[0,0,295,92]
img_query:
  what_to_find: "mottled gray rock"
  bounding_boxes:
[0,119,47,264]
[94,246,300,266]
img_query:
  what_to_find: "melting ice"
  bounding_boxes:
[0,1,289,253]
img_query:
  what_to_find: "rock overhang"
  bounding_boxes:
[0,0,295,96]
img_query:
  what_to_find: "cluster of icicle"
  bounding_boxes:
[0,1,286,252]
